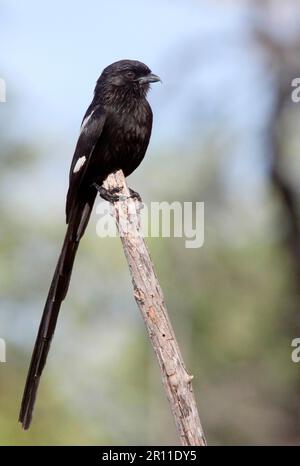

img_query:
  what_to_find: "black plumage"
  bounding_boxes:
[19,59,160,429]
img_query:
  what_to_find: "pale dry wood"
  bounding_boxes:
[104,170,207,446]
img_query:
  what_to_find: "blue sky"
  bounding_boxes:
[0,0,272,207]
[1,0,207,139]
[1,0,259,140]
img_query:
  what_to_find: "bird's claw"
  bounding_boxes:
[93,183,142,204]
[129,188,142,203]
[93,183,122,203]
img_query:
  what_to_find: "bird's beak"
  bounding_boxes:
[138,73,161,84]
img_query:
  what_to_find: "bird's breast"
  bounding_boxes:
[106,103,152,157]
[91,101,153,180]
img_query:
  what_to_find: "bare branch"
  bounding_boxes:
[104,170,206,446]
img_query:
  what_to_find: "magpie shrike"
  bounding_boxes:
[19,59,160,429]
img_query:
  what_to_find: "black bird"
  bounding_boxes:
[19,59,160,429]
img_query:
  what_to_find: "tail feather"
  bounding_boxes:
[19,196,95,429]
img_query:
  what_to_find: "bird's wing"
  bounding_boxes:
[66,104,106,222]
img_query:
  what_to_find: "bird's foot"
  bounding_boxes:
[93,183,142,204]
[93,183,121,203]
[129,188,142,203]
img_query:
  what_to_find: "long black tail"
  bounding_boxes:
[19,194,96,429]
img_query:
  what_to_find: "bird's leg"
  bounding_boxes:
[93,183,121,203]
[129,188,142,203]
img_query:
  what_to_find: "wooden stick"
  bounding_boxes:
[104,170,207,446]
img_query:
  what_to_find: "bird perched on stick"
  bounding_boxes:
[19,59,160,429]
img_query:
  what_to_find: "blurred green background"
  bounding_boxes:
[1,0,300,445]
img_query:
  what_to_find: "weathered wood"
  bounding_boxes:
[104,170,206,446]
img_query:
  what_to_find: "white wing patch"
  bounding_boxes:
[73,156,86,173]
[81,110,95,132]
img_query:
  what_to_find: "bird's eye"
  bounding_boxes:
[125,71,135,79]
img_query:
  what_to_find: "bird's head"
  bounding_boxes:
[95,59,161,103]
